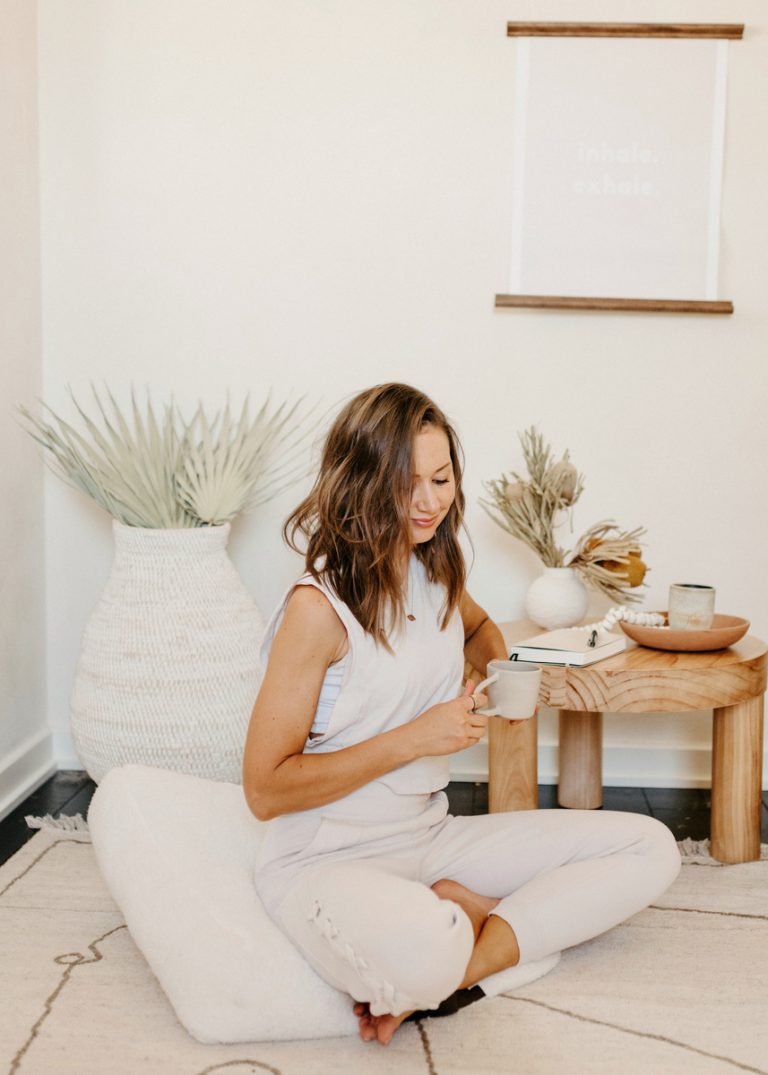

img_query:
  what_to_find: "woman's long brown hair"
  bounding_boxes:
[284,383,466,646]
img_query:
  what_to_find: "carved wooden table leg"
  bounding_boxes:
[488,714,538,812]
[711,696,764,863]
[558,710,603,809]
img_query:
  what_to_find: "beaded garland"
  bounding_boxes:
[587,605,666,633]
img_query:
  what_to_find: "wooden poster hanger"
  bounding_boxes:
[497,21,743,315]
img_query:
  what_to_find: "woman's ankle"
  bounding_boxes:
[460,913,521,988]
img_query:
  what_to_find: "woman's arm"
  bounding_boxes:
[243,586,488,821]
[460,591,508,676]
[460,592,531,728]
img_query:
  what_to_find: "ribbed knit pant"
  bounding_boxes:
[266,804,681,1017]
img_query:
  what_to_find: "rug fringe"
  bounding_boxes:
[678,837,768,864]
[18,818,767,860]
[25,813,90,836]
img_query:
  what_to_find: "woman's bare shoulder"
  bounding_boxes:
[278,583,348,661]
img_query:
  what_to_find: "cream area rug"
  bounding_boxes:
[2,828,767,1075]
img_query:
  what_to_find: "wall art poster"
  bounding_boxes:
[508,38,729,300]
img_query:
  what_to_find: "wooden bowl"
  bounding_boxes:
[619,613,750,652]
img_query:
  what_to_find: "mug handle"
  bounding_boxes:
[473,672,498,694]
[472,672,499,717]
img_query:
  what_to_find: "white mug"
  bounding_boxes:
[668,583,716,630]
[474,659,541,720]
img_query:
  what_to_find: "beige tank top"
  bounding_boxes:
[259,554,465,795]
[254,558,465,906]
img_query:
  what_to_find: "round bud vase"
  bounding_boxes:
[70,521,265,784]
[525,567,589,630]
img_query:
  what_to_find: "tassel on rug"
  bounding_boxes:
[25,814,91,838]
[17,818,768,861]
[677,837,768,864]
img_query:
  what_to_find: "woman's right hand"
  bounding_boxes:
[409,680,489,757]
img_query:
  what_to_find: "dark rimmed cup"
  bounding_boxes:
[668,583,715,630]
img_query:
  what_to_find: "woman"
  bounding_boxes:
[243,383,680,1046]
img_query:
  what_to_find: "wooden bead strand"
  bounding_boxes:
[586,606,666,633]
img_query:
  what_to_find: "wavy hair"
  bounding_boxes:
[284,383,466,646]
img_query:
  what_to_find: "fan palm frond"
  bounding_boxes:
[19,386,318,529]
[174,395,319,525]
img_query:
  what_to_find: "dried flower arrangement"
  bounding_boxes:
[481,427,648,604]
[19,387,315,528]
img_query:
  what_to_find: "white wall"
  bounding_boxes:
[37,0,768,785]
[0,0,53,819]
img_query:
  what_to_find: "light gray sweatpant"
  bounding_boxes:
[269,805,681,1017]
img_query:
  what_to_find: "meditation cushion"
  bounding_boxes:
[88,764,358,1043]
[88,763,560,1044]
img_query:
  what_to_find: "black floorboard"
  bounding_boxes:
[1,773,766,868]
[0,771,94,866]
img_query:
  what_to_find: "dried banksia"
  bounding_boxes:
[549,460,579,506]
[481,429,648,603]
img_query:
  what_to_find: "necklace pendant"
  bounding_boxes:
[407,613,416,622]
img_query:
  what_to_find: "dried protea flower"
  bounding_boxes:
[570,526,649,602]
[600,548,647,588]
[480,429,646,591]
[504,480,527,508]
[549,460,579,505]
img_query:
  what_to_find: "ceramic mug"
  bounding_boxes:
[473,659,541,720]
[668,583,716,630]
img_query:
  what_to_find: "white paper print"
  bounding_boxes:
[508,37,728,300]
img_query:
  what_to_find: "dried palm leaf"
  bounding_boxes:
[173,395,318,526]
[18,386,317,529]
[19,387,191,528]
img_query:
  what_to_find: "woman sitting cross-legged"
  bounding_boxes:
[242,382,681,1046]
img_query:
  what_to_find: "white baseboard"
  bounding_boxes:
[450,741,768,790]
[0,730,57,822]
[54,754,86,773]
[50,743,768,792]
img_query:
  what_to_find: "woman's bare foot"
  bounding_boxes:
[431,878,500,941]
[353,1001,414,1045]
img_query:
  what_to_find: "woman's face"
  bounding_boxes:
[409,425,456,545]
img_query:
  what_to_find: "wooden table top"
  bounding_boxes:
[499,620,768,714]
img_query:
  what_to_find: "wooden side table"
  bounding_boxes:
[481,621,767,864]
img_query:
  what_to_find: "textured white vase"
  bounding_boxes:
[525,567,589,630]
[70,521,265,784]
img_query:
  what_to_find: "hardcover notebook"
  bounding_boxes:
[508,627,626,667]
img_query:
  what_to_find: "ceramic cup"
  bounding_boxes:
[668,583,716,630]
[473,659,541,720]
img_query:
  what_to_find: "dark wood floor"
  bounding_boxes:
[2,771,767,868]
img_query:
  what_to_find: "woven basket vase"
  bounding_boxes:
[70,521,265,784]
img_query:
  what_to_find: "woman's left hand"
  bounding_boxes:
[407,679,489,757]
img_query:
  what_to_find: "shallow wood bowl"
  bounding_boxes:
[619,613,750,652]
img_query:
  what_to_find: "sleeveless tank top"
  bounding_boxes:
[259,555,464,793]
[254,556,465,904]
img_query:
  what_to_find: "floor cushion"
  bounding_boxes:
[88,763,559,1044]
[88,764,358,1043]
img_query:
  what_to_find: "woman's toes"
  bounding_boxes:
[376,1013,407,1045]
[358,1015,378,1042]
[358,1009,412,1045]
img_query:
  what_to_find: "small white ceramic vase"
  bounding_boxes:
[525,567,589,630]
[70,521,265,784]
